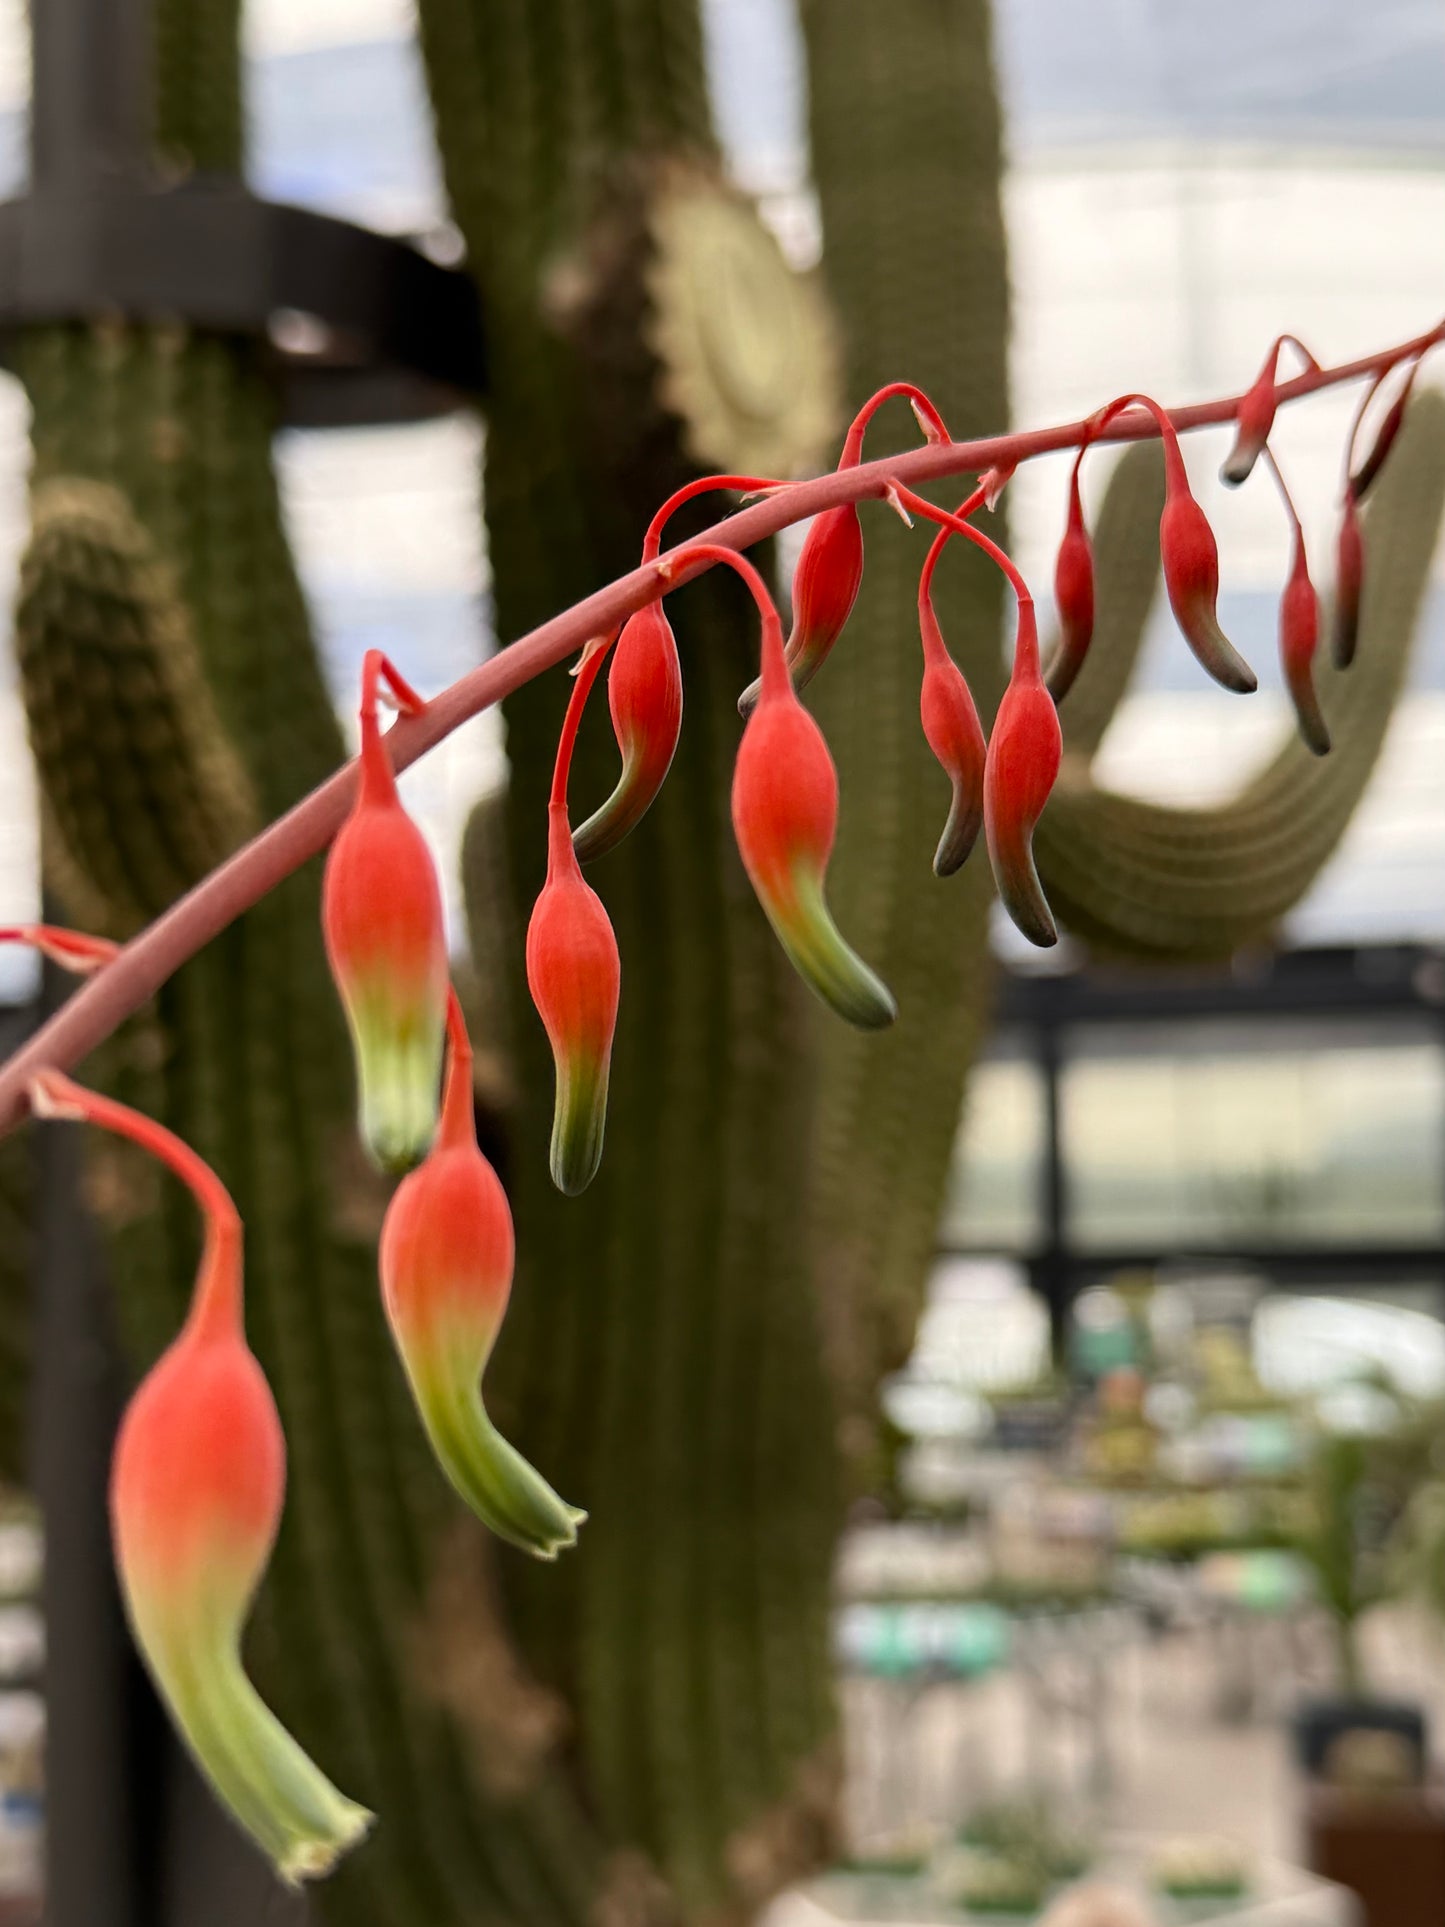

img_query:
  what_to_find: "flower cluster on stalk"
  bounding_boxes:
[6,317,1441,1882]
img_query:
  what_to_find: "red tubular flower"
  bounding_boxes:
[1047,448,1095,702]
[1262,449,1329,756]
[527,640,622,1195]
[572,603,683,863]
[1280,530,1329,756]
[985,601,1063,947]
[1332,488,1365,670]
[884,480,1058,936]
[1350,359,1419,502]
[381,995,584,1558]
[29,1069,370,1885]
[1096,393,1256,695]
[687,543,894,1027]
[915,489,988,876]
[1223,338,1318,487]
[738,381,949,717]
[322,651,449,1173]
[1221,344,1282,488]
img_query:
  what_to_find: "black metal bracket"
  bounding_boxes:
[0,181,487,425]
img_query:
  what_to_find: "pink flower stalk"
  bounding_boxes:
[380,994,584,1558]
[527,639,623,1195]
[1047,446,1095,703]
[29,1067,371,1885]
[696,542,895,1027]
[322,651,449,1173]
[738,382,950,716]
[1262,450,1329,756]
[572,603,683,862]
[1332,488,1365,670]
[0,924,118,972]
[914,484,989,876]
[1096,394,1257,696]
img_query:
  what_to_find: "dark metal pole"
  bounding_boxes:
[1038,1021,1071,1359]
[32,1026,142,1927]
[30,0,152,186]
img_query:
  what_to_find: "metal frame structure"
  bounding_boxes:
[968,944,1445,1344]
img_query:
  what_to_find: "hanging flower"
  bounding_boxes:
[1047,448,1095,702]
[1280,528,1329,756]
[30,1069,371,1886]
[380,996,584,1559]
[1332,488,1365,670]
[527,640,622,1195]
[984,600,1062,947]
[322,652,448,1173]
[573,602,684,863]
[916,512,986,877]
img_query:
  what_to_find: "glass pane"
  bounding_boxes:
[939,1042,1046,1251]
[1061,1018,1445,1251]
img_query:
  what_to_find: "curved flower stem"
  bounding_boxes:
[654,540,786,694]
[29,1067,241,1333]
[642,475,783,562]
[840,381,951,465]
[0,318,1440,1132]
[549,638,614,812]
[889,481,1031,610]
[1262,446,1304,540]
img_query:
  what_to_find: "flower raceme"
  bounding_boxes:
[323,651,449,1173]
[528,638,623,1195]
[29,1067,371,1886]
[380,994,584,1558]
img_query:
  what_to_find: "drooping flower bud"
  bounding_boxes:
[1046,455,1095,702]
[917,532,986,877]
[1221,346,1280,487]
[1092,393,1256,695]
[737,503,863,718]
[984,602,1063,948]
[380,998,584,1559]
[1351,361,1418,502]
[527,642,622,1195]
[573,604,683,863]
[323,652,448,1173]
[1159,485,1256,695]
[30,1071,371,1886]
[1280,530,1329,756]
[732,597,896,1028]
[1332,488,1365,670]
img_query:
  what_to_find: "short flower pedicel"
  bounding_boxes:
[29,1067,371,1886]
[528,638,623,1195]
[323,652,448,1172]
[381,993,584,1558]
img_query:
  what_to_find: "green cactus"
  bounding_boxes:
[1036,394,1445,959]
[800,0,1010,1416]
